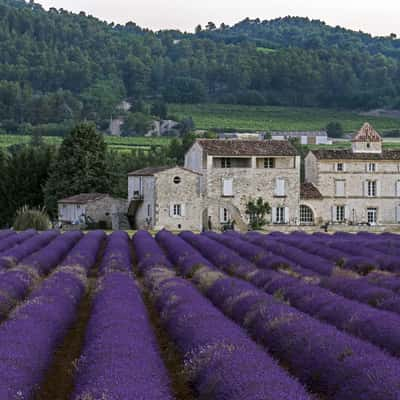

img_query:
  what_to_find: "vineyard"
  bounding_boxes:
[1,229,400,399]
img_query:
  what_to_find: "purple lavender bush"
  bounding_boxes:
[0,229,36,254]
[135,230,313,400]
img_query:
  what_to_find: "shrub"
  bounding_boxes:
[13,206,51,231]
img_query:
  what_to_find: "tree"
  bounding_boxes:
[151,101,168,120]
[122,112,153,136]
[326,122,344,138]
[195,24,202,34]
[245,197,271,230]
[206,21,216,31]
[44,123,110,216]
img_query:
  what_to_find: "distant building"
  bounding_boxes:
[271,131,332,145]
[127,166,203,231]
[58,193,127,229]
[304,123,400,225]
[217,132,264,140]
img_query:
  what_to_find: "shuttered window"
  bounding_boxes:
[275,178,286,196]
[222,178,234,196]
[335,180,345,197]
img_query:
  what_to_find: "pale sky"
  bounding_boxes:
[38,0,400,36]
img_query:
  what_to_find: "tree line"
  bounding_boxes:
[0,1,400,136]
[0,123,198,227]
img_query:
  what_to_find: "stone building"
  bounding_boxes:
[127,166,203,231]
[58,193,127,229]
[185,139,301,229]
[304,123,400,225]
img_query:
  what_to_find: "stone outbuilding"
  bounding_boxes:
[58,193,127,229]
[128,166,203,231]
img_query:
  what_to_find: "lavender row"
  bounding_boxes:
[0,230,58,270]
[244,232,334,275]
[0,230,14,241]
[186,232,400,358]
[0,231,83,321]
[97,231,132,275]
[0,231,104,399]
[136,230,312,400]
[158,231,400,400]
[0,229,36,255]
[319,275,400,315]
[72,270,173,400]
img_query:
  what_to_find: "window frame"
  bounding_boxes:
[221,158,232,168]
[173,204,182,217]
[264,158,275,169]
[367,180,377,197]
[336,205,345,223]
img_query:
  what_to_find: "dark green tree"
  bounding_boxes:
[44,123,110,216]
[245,197,271,230]
[326,122,344,138]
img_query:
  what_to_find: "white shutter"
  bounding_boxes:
[181,204,186,217]
[220,208,226,223]
[169,204,174,217]
[275,178,285,196]
[396,206,400,223]
[363,181,368,197]
[335,181,345,197]
[272,207,277,223]
[342,163,346,172]
[223,178,233,196]
[365,163,369,172]
[344,206,350,221]
[284,207,290,224]
[396,181,400,197]
[376,181,381,197]
[331,206,336,222]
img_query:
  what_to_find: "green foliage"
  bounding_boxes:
[326,121,345,138]
[44,123,110,216]
[13,205,50,231]
[245,197,271,230]
[151,101,168,120]
[0,143,53,227]
[122,112,153,136]
[170,104,400,133]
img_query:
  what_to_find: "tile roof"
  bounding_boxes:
[310,149,400,160]
[128,166,201,176]
[301,182,323,200]
[352,123,382,142]
[196,139,298,156]
[58,193,109,204]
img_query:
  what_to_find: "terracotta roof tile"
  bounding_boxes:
[352,123,382,142]
[197,139,298,156]
[58,193,108,204]
[310,149,400,160]
[301,183,323,200]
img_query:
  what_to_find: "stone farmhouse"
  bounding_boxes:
[128,140,301,231]
[304,123,400,226]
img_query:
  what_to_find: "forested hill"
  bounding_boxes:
[197,17,400,59]
[0,0,400,136]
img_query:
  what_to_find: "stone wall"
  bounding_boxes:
[85,196,127,228]
[204,157,301,230]
[154,167,203,231]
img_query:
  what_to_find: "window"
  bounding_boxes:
[336,206,345,222]
[264,158,275,169]
[276,207,285,224]
[222,178,234,196]
[367,143,371,149]
[173,176,181,184]
[367,208,377,224]
[220,208,230,223]
[367,181,377,197]
[367,163,376,172]
[336,163,344,172]
[221,158,231,168]
[173,204,181,217]
[396,181,400,197]
[147,204,151,217]
[300,205,314,224]
[275,178,286,197]
[335,180,345,197]
[77,205,81,209]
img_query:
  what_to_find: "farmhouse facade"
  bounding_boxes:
[304,123,400,226]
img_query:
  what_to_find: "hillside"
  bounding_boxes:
[0,0,400,136]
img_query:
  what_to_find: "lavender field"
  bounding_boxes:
[1,229,400,399]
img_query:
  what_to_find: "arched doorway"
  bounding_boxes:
[299,205,314,225]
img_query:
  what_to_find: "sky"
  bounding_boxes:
[38,0,400,36]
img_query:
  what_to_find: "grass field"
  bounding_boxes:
[169,103,400,132]
[0,135,171,152]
